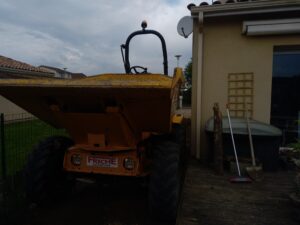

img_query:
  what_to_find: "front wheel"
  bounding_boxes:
[24,136,74,205]
[148,140,180,222]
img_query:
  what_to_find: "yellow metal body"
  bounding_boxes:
[172,114,184,124]
[0,68,184,177]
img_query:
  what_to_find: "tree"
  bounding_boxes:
[184,58,192,86]
[182,59,192,106]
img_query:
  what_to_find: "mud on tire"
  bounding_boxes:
[148,140,180,222]
[24,136,74,205]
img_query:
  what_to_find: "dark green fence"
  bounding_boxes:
[0,113,67,224]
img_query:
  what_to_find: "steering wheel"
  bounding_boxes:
[130,66,148,74]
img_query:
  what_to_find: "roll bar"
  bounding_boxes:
[121,21,168,75]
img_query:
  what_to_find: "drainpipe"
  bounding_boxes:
[191,12,204,159]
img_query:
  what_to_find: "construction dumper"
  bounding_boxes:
[0,21,186,222]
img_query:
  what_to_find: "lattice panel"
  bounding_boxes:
[228,73,253,118]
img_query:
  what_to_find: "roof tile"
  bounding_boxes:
[0,55,52,74]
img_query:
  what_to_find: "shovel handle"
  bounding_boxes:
[246,106,256,167]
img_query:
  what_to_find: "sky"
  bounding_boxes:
[0,0,195,75]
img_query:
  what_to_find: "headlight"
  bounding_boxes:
[71,154,81,166]
[123,158,135,170]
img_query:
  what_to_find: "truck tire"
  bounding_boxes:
[24,136,73,205]
[172,123,186,148]
[172,123,188,168]
[149,140,180,222]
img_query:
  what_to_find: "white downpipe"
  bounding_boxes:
[179,96,183,109]
[191,12,204,160]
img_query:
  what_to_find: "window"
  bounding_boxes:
[271,46,300,145]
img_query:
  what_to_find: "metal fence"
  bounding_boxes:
[0,113,67,224]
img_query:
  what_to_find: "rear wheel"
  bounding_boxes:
[24,136,74,205]
[148,140,180,222]
[172,123,188,166]
[172,123,186,148]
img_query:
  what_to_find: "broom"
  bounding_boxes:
[226,105,252,183]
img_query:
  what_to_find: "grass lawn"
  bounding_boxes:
[1,118,68,178]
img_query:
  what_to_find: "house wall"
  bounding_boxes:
[0,95,28,115]
[198,18,300,160]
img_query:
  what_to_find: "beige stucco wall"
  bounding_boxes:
[0,95,28,115]
[198,18,300,160]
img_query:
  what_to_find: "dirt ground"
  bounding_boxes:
[10,158,299,225]
[177,159,299,225]
[22,180,163,225]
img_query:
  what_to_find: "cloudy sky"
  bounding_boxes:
[0,0,196,75]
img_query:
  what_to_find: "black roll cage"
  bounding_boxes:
[121,27,168,75]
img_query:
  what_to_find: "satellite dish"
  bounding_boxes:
[177,16,193,38]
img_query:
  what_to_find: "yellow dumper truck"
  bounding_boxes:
[0,21,186,222]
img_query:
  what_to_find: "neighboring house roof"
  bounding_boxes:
[40,65,73,76]
[39,65,86,79]
[0,55,54,77]
[71,73,86,79]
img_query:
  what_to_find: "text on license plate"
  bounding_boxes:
[87,156,118,168]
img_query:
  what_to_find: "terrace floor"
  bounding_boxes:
[177,159,299,225]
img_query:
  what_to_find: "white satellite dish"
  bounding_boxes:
[177,16,193,38]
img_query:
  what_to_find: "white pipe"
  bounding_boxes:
[179,96,183,109]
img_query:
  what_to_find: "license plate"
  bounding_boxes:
[87,156,118,168]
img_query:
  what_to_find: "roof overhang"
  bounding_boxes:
[191,0,300,19]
